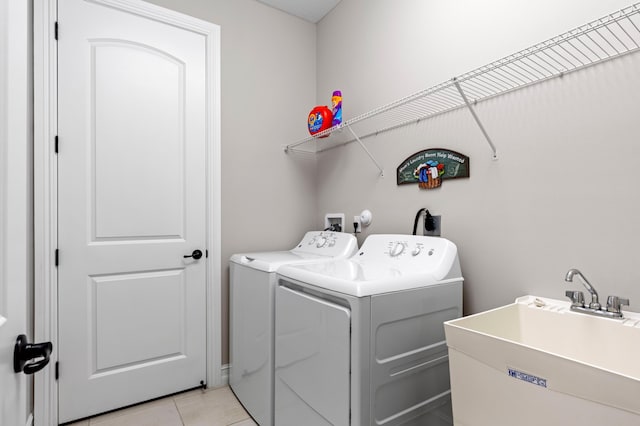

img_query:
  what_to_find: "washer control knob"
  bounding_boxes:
[390,242,405,257]
[316,237,328,248]
[412,246,422,256]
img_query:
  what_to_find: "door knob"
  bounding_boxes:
[184,249,203,260]
[14,334,53,375]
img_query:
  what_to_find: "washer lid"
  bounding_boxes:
[230,231,358,272]
[230,251,328,272]
[277,234,462,296]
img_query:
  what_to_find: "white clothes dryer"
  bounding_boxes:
[274,234,463,426]
[229,231,358,426]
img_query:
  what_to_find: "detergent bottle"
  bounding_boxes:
[331,90,342,127]
[308,106,333,137]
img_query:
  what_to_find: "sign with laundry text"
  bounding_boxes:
[397,149,470,189]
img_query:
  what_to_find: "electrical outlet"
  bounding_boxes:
[353,215,362,233]
[425,215,441,236]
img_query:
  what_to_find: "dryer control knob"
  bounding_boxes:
[390,242,405,257]
[316,237,328,248]
[412,246,422,256]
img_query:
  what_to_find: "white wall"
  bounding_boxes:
[316,0,640,315]
[146,0,318,363]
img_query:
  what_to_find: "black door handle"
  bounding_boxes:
[14,334,53,375]
[184,249,203,260]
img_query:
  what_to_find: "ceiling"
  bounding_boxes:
[256,0,342,23]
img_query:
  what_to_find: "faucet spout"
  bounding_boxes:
[565,268,600,309]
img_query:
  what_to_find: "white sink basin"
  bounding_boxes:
[444,295,640,426]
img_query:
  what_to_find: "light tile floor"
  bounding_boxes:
[65,386,257,426]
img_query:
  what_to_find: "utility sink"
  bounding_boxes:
[444,295,640,426]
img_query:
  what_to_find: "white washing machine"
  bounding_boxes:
[274,234,463,426]
[229,231,358,426]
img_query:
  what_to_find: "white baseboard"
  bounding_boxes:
[26,413,34,426]
[220,363,229,386]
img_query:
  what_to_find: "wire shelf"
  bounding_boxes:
[285,2,640,160]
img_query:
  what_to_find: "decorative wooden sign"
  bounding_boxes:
[397,149,470,189]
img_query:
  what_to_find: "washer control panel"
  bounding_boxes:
[293,231,358,257]
[352,234,455,274]
[386,240,434,258]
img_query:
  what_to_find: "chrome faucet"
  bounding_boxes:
[565,268,600,309]
[564,268,629,319]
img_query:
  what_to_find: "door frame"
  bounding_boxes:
[2,0,33,424]
[33,1,222,424]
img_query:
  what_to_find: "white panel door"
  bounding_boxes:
[57,0,208,421]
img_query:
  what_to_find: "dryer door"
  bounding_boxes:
[275,285,351,426]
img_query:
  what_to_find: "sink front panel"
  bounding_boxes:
[444,296,640,424]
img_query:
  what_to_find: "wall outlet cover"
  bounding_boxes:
[324,213,345,232]
[425,215,441,237]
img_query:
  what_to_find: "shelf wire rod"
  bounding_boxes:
[426,94,458,112]
[398,103,438,120]
[534,50,567,73]
[616,20,639,48]
[456,4,639,86]
[604,24,630,51]
[431,87,463,105]
[421,98,450,115]
[594,26,621,54]
[472,74,510,94]
[566,38,596,63]
[592,19,625,53]
[556,39,588,64]
[512,57,548,80]
[411,94,445,112]
[453,86,484,102]
[488,67,524,88]
[522,55,554,77]
[442,85,464,98]
[584,29,616,57]
[501,63,535,85]
[453,80,487,100]
[430,88,459,104]
[517,54,548,76]
[481,68,518,89]
[517,56,548,78]
[346,125,384,176]
[574,35,603,61]
[579,32,609,58]
[474,79,506,98]
[623,15,640,41]
[498,61,534,84]
[341,79,457,125]
[438,89,468,106]
[398,97,439,116]
[538,49,569,73]
[453,78,497,160]
[549,44,583,68]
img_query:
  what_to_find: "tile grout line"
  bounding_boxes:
[172,395,187,426]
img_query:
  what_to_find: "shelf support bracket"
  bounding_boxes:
[453,78,498,160]
[346,125,384,176]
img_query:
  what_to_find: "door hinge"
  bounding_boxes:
[55,249,59,267]
[54,21,58,41]
[55,361,59,380]
[54,135,59,154]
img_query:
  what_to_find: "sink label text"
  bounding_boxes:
[508,368,547,388]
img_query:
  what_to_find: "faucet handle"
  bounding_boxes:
[606,295,629,313]
[565,290,585,307]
